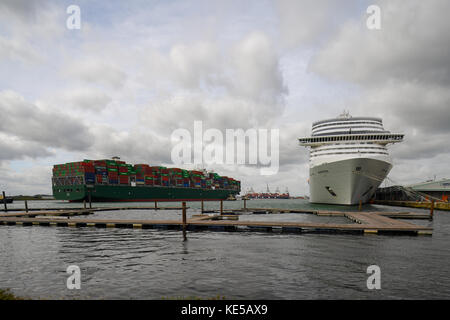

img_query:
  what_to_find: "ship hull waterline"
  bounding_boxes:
[308,158,392,205]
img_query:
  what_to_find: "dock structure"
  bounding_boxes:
[4,205,186,212]
[373,200,450,211]
[0,204,433,236]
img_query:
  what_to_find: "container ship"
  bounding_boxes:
[52,159,240,202]
[299,113,404,205]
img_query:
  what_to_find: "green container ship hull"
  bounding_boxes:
[53,184,238,202]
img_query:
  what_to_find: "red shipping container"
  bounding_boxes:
[135,164,150,168]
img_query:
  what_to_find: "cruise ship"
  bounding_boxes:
[299,112,404,205]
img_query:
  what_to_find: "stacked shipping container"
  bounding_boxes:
[52,159,241,192]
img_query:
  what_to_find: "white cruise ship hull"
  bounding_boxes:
[309,158,392,205]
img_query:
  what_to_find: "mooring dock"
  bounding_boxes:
[0,204,433,236]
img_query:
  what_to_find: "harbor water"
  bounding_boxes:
[0,199,449,299]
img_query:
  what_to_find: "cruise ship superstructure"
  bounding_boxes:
[299,113,404,205]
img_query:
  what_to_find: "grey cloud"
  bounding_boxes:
[0,162,52,195]
[0,0,41,20]
[60,88,112,112]
[134,33,288,144]
[229,32,288,105]
[169,42,221,89]
[134,26,288,104]
[310,0,450,85]
[0,36,42,63]
[278,122,309,167]
[0,137,53,162]
[391,131,450,161]
[66,59,127,89]
[352,82,450,135]
[0,90,94,151]
[140,94,284,138]
[88,126,173,165]
[275,0,360,49]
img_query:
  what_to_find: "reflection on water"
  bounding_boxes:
[0,199,449,299]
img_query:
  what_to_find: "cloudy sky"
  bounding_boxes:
[1,0,449,196]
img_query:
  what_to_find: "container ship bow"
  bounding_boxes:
[52,159,240,202]
[299,113,404,205]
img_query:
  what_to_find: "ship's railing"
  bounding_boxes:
[312,117,382,127]
[52,176,84,186]
[299,133,404,146]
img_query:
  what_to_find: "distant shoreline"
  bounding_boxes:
[9,196,55,201]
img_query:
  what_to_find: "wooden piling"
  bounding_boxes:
[201,199,204,214]
[430,200,434,220]
[88,192,92,209]
[220,200,223,216]
[358,200,362,212]
[25,200,28,213]
[2,191,7,212]
[155,201,158,210]
[182,201,187,241]
[244,199,247,211]
[83,200,86,209]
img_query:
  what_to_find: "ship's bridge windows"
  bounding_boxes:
[300,133,404,145]
[312,120,383,130]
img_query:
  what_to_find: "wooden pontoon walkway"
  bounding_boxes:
[238,207,431,218]
[0,210,433,235]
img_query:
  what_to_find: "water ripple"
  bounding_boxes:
[1,199,449,299]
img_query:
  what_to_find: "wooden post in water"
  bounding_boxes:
[154,201,158,210]
[83,200,86,209]
[201,199,204,214]
[88,191,92,209]
[358,200,362,212]
[244,198,247,211]
[182,201,187,241]
[25,200,28,213]
[220,200,223,216]
[2,191,7,212]
[430,200,434,220]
